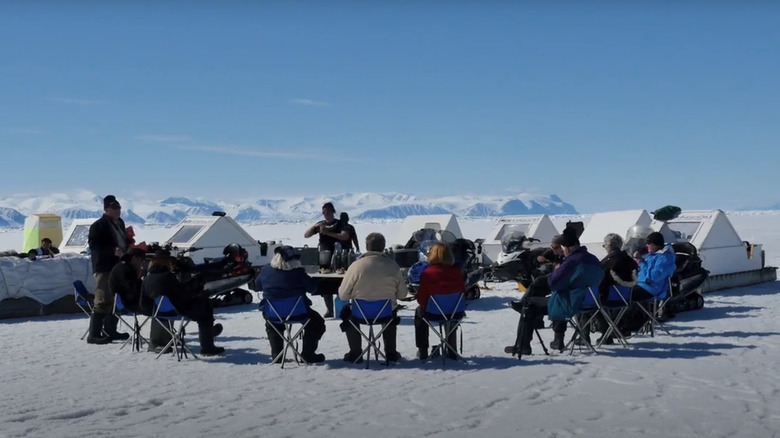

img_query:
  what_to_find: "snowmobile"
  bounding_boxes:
[665,242,709,313]
[149,242,259,308]
[482,231,545,290]
[401,228,485,300]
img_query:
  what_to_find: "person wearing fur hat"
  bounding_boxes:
[505,226,604,356]
[254,245,326,364]
[86,195,132,345]
[141,250,225,356]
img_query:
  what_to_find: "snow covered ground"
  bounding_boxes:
[1,213,780,437]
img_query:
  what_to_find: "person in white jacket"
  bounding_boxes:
[338,232,407,363]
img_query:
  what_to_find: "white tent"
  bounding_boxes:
[481,215,560,265]
[651,210,763,276]
[60,219,96,254]
[162,214,279,266]
[392,214,463,247]
[579,209,653,260]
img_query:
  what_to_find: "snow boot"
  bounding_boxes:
[343,327,363,363]
[550,331,566,353]
[265,323,285,363]
[147,319,174,353]
[198,322,225,356]
[103,313,130,341]
[383,324,401,362]
[86,313,111,345]
[301,327,325,364]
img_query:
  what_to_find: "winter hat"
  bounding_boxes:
[646,232,665,247]
[559,226,580,247]
[274,245,301,262]
[103,195,121,210]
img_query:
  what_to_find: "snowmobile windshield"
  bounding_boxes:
[501,230,528,254]
[409,228,458,249]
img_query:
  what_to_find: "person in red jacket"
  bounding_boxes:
[413,243,465,360]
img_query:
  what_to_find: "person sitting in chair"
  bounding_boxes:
[338,232,407,363]
[505,226,604,356]
[254,245,326,364]
[632,232,677,301]
[142,250,225,356]
[595,233,638,345]
[413,243,465,361]
[109,247,154,314]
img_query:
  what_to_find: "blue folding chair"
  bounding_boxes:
[73,280,98,340]
[596,285,633,348]
[113,294,150,352]
[421,292,466,364]
[634,277,673,337]
[564,288,603,355]
[152,296,195,361]
[349,299,394,368]
[263,296,310,368]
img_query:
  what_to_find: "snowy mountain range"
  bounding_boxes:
[0,191,578,228]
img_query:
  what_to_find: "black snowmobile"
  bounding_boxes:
[150,242,259,308]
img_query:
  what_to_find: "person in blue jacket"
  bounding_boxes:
[632,232,677,301]
[506,226,604,356]
[255,245,326,363]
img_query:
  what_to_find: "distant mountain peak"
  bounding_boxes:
[0,190,578,228]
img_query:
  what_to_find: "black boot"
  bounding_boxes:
[148,319,174,353]
[550,331,566,352]
[323,294,334,318]
[574,330,591,347]
[103,313,130,341]
[445,326,459,360]
[343,326,363,363]
[301,327,326,364]
[265,323,285,363]
[198,322,225,356]
[505,316,533,356]
[86,313,111,345]
[383,323,401,362]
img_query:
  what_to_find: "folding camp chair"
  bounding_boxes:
[349,299,395,369]
[113,294,150,352]
[152,296,195,361]
[263,296,310,368]
[634,277,673,337]
[421,292,466,364]
[563,288,602,355]
[73,280,98,340]
[596,285,633,348]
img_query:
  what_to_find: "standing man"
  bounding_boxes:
[339,212,360,253]
[304,202,349,317]
[86,195,131,344]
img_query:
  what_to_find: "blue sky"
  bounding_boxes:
[1,1,778,213]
